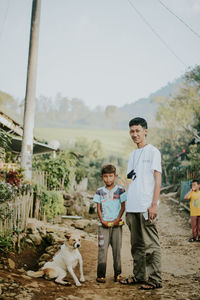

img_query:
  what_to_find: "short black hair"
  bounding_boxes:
[129,117,148,129]
[192,179,199,184]
[101,164,116,175]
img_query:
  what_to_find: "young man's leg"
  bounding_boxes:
[191,216,198,239]
[126,213,146,281]
[97,226,110,279]
[110,226,122,280]
[141,214,162,286]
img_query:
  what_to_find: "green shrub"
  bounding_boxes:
[0,129,11,159]
[0,231,13,253]
[33,154,71,190]
[38,189,64,221]
[0,181,17,202]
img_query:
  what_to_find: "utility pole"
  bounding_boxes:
[21,0,41,180]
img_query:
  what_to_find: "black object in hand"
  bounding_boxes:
[127,169,136,180]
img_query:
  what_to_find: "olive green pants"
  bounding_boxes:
[126,213,162,285]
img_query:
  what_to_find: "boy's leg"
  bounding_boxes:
[141,214,162,286]
[97,226,110,279]
[191,216,197,239]
[110,226,122,279]
[197,216,200,238]
[126,213,146,281]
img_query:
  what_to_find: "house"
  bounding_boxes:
[0,110,59,155]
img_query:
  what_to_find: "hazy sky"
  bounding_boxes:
[0,0,200,108]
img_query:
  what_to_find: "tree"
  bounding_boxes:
[154,65,200,183]
[0,91,14,108]
[105,105,118,129]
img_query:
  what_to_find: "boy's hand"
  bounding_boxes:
[101,220,109,227]
[113,218,120,227]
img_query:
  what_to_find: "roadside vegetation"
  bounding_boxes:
[154,65,200,185]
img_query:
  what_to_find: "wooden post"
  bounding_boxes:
[21,0,41,180]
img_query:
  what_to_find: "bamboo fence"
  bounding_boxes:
[0,192,33,235]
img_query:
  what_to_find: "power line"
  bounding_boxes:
[158,0,200,40]
[127,0,186,67]
[0,0,10,44]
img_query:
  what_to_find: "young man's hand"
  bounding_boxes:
[148,204,157,222]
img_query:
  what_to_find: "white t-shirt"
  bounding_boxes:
[126,144,162,213]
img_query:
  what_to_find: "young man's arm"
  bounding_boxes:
[113,202,125,226]
[97,203,109,227]
[148,170,161,221]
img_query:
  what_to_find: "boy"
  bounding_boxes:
[184,179,200,242]
[120,117,162,290]
[93,164,127,283]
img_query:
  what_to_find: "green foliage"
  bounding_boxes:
[184,144,200,175]
[155,65,200,184]
[75,167,88,184]
[68,137,128,190]
[0,203,14,223]
[0,181,17,202]
[0,168,27,202]
[185,65,200,88]
[33,153,72,190]
[0,231,13,253]
[38,189,64,221]
[0,129,11,159]
[68,138,104,189]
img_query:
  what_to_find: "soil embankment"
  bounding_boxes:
[0,194,200,300]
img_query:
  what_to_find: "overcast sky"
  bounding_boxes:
[0,0,200,108]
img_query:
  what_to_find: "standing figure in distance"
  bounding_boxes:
[184,179,200,242]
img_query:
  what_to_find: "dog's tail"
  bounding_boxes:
[27,270,44,278]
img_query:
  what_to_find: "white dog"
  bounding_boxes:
[27,233,85,286]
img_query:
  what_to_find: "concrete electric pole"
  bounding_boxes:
[21,0,41,180]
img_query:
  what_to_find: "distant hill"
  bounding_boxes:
[117,77,183,128]
[0,77,183,130]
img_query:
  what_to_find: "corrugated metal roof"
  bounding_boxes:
[0,110,58,154]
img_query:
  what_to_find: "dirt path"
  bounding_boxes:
[1,195,200,300]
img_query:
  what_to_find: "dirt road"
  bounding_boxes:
[0,195,200,300]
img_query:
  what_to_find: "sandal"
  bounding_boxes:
[140,280,162,290]
[96,277,106,283]
[188,237,196,242]
[119,276,146,285]
[114,274,123,282]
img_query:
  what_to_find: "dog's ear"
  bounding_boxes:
[64,233,71,240]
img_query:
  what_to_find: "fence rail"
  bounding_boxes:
[32,170,48,188]
[0,192,33,235]
[0,171,88,235]
[0,162,18,171]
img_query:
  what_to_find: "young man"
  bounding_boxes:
[120,117,162,290]
[184,179,200,242]
[93,164,127,283]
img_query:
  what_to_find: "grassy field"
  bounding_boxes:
[34,128,132,156]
